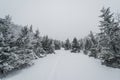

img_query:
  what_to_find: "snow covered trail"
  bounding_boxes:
[6,49,120,80]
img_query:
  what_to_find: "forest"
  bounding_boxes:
[0,7,120,77]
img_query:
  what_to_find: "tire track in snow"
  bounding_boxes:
[47,52,61,80]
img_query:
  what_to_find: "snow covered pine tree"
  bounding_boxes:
[98,7,120,67]
[64,38,71,50]
[71,37,80,53]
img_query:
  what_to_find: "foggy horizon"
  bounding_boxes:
[0,0,120,40]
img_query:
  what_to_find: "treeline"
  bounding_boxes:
[63,7,120,68]
[0,16,62,75]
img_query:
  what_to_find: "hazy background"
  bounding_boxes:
[0,0,120,40]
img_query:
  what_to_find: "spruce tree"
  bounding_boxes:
[99,7,120,54]
[54,40,61,50]
[71,37,80,53]
[97,7,120,66]
[64,38,71,50]
[41,36,55,54]
[0,16,19,74]
[15,26,35,69]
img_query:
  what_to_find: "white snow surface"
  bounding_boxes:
[5,49,120,80]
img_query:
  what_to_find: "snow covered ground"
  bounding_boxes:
[5,49,120,80]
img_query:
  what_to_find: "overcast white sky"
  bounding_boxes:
[0,0,120,40]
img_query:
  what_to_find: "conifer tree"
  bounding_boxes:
[71,37,80,53]
[32,29,46,58]
[97,7,120,67]
[54,40,61,50]
[99,7,120,54]
[15,26,35,69]
[64,38,71,50]
[41,36,55,54]
[0,16,19,74]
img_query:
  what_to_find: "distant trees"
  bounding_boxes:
[64,39,71,50]
[41,36,55,54]
[71,37,80,53]
[54,40,61,50]
[62,37,81,53]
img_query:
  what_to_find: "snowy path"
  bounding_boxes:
[6,49,120,80]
